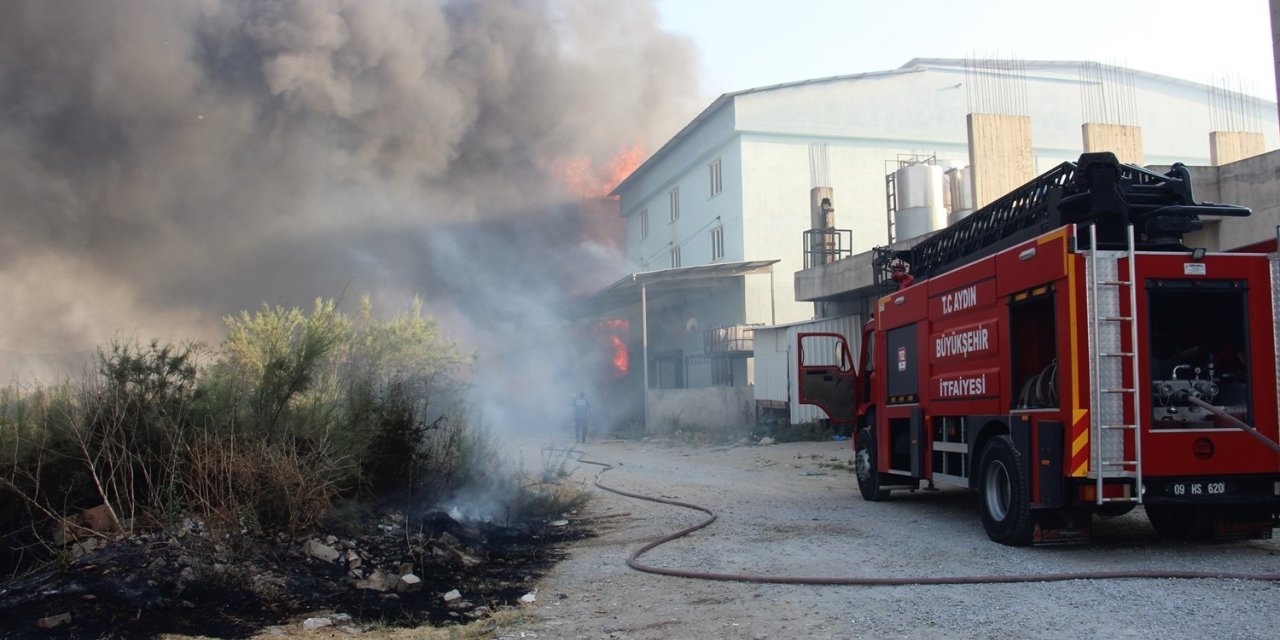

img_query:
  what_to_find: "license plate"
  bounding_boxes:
[1166,481,1229,497]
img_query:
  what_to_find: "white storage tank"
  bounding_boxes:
[894,163,948,240]
[946,166,976,225]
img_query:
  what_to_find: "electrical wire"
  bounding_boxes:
[633,214,723,270]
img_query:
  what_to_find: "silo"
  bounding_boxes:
[946,166,976,225]
[894,163,947,240]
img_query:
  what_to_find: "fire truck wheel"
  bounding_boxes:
[854,428,889,501]
[978,435,1033,546]
[1145,505,1213,539]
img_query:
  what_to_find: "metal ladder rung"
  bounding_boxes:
[1087,224,1144,505]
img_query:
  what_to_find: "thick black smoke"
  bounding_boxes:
[0,0,698,376]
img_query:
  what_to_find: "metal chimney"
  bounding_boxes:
[809,187,836,265]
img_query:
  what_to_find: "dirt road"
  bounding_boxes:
[517,439,1280,640]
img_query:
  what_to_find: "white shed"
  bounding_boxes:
[752,314,862,426]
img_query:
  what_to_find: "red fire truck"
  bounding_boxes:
[799,153,1280,545]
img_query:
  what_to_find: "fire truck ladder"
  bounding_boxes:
[1085,224,1143,504]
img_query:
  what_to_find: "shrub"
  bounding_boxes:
[357,378,434,497]
[182,430,349,533]
[2,297,483,570]
[219,299,351,437]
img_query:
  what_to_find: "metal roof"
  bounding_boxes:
[903,57,1275,103]
[608,66,919,199]
[609,58,1276,203]
[568,259,779,318]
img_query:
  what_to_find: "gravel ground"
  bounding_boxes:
[518,438,1280,640]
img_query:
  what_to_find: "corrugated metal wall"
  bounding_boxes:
[752,327,790,402]
[753,314,862,425]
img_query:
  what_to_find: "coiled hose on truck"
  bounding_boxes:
[576,453,1280,586]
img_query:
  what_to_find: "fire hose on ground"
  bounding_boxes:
[573,452,1280,586]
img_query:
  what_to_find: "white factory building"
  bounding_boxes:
[595,58,1277,434]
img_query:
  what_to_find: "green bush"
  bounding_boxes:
[2,296,496,575]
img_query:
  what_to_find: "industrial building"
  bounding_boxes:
[590,58,1278,433]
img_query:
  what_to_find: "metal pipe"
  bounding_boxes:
[641,281,649,435]
[769,269,776,326]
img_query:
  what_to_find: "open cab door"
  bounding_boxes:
[797,332,857,424]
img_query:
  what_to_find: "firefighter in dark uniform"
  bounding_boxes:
[572,392,590,444]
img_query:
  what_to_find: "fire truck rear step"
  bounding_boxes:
[1085,225,1144,503]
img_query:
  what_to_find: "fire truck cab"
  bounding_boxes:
[800,153,1280,545]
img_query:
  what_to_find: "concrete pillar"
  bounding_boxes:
[967,113,1034,209]
[1209,131,1266,166]
[1082,123,1144,165]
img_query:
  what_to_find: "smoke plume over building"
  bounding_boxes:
[0,0,697,383]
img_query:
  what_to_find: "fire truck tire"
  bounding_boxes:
[855,428,890,502]
[1145,505,1213,539]
[978,435,1034,546]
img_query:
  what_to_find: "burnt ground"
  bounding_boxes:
[0,510,590,639]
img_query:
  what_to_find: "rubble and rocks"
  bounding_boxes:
[0,509,588,638]
[36,613,72,630]
[70,537,100,558]
[305,539,342,563]
[397,573,423,593]
[354,569,394,592]
[301,617,333,631]
[454,548,483,567]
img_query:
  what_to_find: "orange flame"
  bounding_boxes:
[550,143,645,199]
[595,318,629,377]
[609,335,628,376]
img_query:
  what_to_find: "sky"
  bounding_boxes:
[658,0,1277,102]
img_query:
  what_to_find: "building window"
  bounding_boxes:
[639,208,649,240]
[669,187,680,222]
[670,245,681,268]
[711,226,724,261]
[712,358,734,385]
[709,157,722,197]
